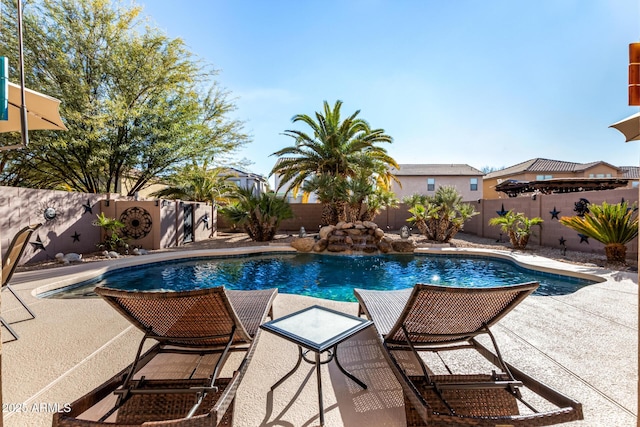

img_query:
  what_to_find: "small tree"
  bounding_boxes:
[489,211,543,250]
[559,201,638,264]
[405,186,478,243]
[220,187,293,242]
[93,213,127,252]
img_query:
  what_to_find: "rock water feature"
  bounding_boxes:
[290,221,416,253]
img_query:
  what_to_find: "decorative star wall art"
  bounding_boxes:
[578,233,589,244]
[30,235,46,251]
[549,206,561,220]
[82,199,93,214]
[71,231,81,242]
[496,204,508,217]
[559,237,566,246]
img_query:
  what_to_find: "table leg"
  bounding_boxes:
[271,345,303,390]
[333,345,367,389]
[316,351,324,426]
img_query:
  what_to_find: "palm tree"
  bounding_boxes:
[559,201,638,264]
[150,164,236,204]
[489,210,543,250]
[219,187,293,242]
[271,100,398,225]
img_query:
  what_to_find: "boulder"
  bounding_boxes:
[391,239,417,253]
[378,239,392,253]
[362,221,378,229]
[319,225,335,240]
[291,237,316,252]
[313,239,328,252]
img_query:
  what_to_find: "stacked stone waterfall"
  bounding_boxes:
[290,221,416,253]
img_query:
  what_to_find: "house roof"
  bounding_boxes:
[620,166,640,179]
[390,164,484,176]
[484,158,621,179]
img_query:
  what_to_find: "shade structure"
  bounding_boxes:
[0,81,66,133]
[609,112,640,142]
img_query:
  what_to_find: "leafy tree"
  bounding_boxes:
[489,210,543,250]
[0,0,248,193]
[271,100,398,225]
[559,201,638,264]
[219,187,293,242]
[405,186,478,242]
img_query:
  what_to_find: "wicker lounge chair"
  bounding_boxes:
[354,283,583,426]
[1,223,41,340]
[53,286,277,427]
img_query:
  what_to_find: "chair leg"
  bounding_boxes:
[1,316,19,340]
[5,284,36,319]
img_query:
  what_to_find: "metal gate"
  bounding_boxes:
[183,203,194,243]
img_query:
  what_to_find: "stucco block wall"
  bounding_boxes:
[0,186,218,265]
[0,187,107,263]
[466,188,638,258]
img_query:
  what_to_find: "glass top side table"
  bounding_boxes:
[260,305,373,426]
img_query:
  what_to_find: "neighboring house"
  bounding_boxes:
[224,167,269,195]
[389,164,484,201]
[272,158,320,203]
[483,158,630,199]
[620,166,640,188]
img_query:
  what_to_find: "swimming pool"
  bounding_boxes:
[44,252,597,302]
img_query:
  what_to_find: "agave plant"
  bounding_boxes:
[489,211,543,250]
[559,201,638,264]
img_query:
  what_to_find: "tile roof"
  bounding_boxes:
[484,158,621,179]
[620,166,640,179]
[390,164,484,176]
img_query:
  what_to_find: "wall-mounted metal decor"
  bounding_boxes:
[82,199,93,214]
[119,207,153,240]
[558,237,566,246]
[71,231,81,242]
[29,235,45,251]
[573,198,590,217]
[38,202,60,222]
[496,204,508,217]
[578,233,589,244]
[549,207,561,220]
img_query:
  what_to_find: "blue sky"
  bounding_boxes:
[138,0,640,182]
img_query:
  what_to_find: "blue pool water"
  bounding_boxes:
[45,253,596,302]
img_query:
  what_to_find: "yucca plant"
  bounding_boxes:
[559,201,638,264]
[489,211,543,250]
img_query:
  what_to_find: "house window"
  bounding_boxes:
[470,178,478,191]
[536,175,552,180]
[427,178,435,191]
[633,181,639,188]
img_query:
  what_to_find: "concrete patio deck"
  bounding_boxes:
[1,246,637,426]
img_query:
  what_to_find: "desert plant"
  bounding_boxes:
[489,211,543,250]
[219,187,293,242]
[93,212,128,252]
[405,186,478,243]
[559,201,638,264]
